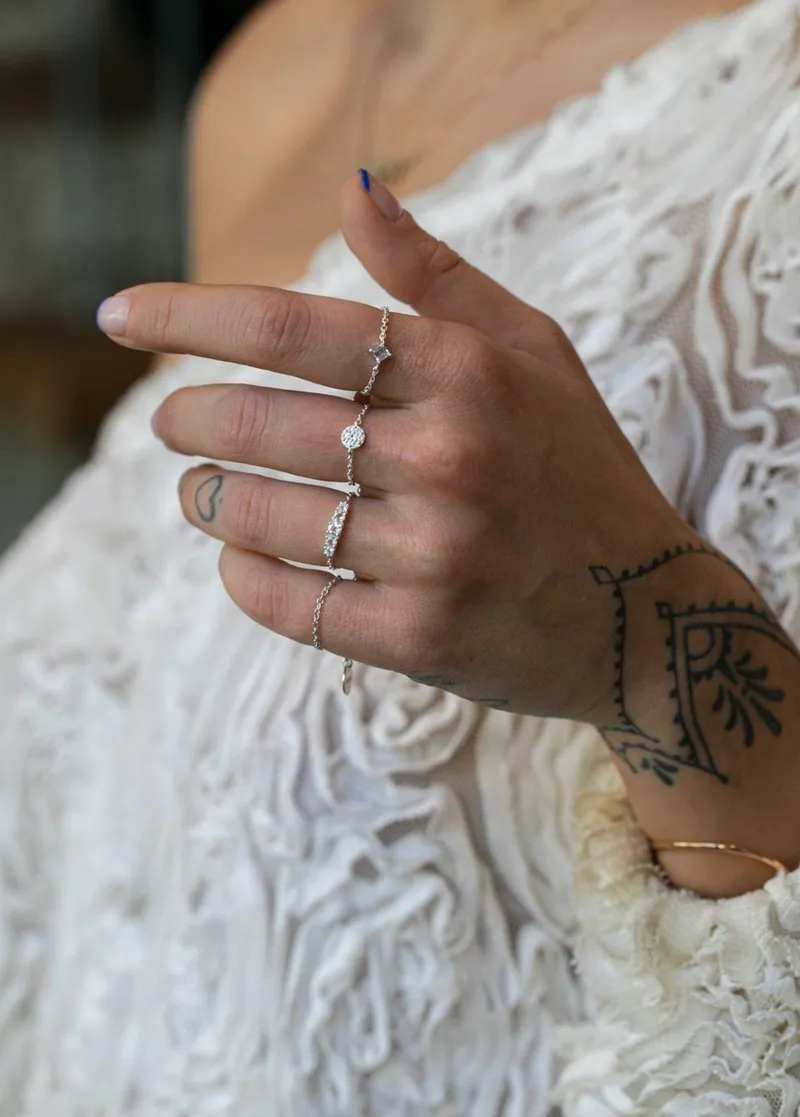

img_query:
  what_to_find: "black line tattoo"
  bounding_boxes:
[406,674,511,711]
[592,543,800,787]
[194,475,224,524]
[407,674,460,689]
[476,698,512,711]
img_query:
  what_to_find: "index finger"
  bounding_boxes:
[96,283,449,401]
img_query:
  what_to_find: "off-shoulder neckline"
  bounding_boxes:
[296,0,798,288]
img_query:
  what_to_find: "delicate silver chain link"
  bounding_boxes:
[344,306,391,494]
[313,306,392,696]
[312,574,342,651]
[361,305,390,396]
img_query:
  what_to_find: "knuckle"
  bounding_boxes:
[415,520,477,585]
[216,388,269,458]
[537,310,566,343]
[147,293,176,347]
[536,311,576,361]
[245,291,313,365]
[407,237,466,305]
[420,236,464,284]
[229,479,272,544]
[399,426,480,494]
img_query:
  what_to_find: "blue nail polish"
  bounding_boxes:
[359,168,371,193]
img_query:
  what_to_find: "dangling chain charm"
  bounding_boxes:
[313,307,392,696]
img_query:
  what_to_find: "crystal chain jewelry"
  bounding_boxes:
[312,573,343,654]
[313,307,392,695]
[340,306,391,495]
[322,497,354,570]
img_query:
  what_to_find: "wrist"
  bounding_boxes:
[652,843,784,897]
[588,536,800,897]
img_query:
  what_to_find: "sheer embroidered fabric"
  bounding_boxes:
[1,1,799,1113]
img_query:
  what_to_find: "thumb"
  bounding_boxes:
[339,170,548,353]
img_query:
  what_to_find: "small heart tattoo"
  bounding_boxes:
[194,474,224,523]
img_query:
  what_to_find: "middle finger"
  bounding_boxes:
[154,383,416,493]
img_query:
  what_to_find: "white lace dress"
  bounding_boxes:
[2,1,800,1113]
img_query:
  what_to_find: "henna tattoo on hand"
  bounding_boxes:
[592,543,800,787]
[194,475,224,523]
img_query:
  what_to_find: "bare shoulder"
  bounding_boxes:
[189,0,372,280]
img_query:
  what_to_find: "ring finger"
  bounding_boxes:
[179,465,407,580]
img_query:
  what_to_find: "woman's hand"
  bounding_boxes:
[96,171,800,897]
[97,172,730,727]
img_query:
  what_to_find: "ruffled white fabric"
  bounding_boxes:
[1,0,799,1113]
[560,762,800,1117]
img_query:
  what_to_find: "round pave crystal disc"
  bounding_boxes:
[341,424,366,451]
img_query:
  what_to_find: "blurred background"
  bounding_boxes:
[0,0,261,551]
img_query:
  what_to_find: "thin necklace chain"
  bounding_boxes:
[361,0,596,187]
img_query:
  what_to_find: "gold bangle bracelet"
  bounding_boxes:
[652,840,789,876]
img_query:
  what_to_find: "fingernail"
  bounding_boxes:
[358,169,403,222]
[96,295,130,336]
